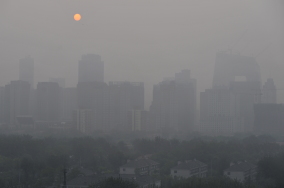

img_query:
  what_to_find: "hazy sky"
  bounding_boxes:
[0,0,283,108]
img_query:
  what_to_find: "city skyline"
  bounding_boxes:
[0,0,283,109]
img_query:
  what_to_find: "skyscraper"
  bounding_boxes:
[78,54,104,83]
[36,82,60,122]
[5,80,31,127]
[262,78,277,104]
[149,70,196,132]
[108,82,144,130]
[200,87,244,135]
[209,52,262,132]
[49,77,65,88]
[213,52,261,88]
[77,81,108,131]
[19,56,34,88]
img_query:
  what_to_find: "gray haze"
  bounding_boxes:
[1,0,284,109]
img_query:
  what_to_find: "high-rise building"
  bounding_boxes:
[254,103,284,134]
[149,70,196,132]
[19,56,34,88]
[0,87,5,124]
[128,109,148,131]
[5,80,31,127]
[77,81,108,131]
[78,54,104,83]
[49,77,65,88]
[209,52,262,132]
[36,82,60,122]
[108,82,144,130]
[213,52,261,88]
[61,87,77,122]
[200,87,244,135]
[262,78,277,104]
[74,109,93,133]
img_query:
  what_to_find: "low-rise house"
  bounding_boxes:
[224,162,257,182]
[171,159,207,179]
[119,158,159,175]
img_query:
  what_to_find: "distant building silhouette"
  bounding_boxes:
[128,109,148,131]
[49,77,65,88]
[203,52,262,133]
[5,80,31,128]
[262,78,277,103]
[0,87,6,124]
[213,52,261,88]
[77,82,108,131]
[78,54,104,83]
[109,82,144,131]
[61,87,77,122]
[200,87,244,135]
[19,56,34,88]
[254,103,284,134]
[36,82,60,122]
[150,70,196,132]
[74,109,93,133]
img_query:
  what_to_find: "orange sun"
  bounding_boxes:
[74,14,81,21]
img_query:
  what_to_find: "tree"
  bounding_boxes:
[89,177,138,188]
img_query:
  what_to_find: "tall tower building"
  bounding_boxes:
[149,70,196,132]
[19,56,34,88]
[36,82,60,122]
[78,54,104,83]
[5,80,31,127]
[77,82,108,131]
[262,78,277,104]
[209,52,262,132]
[108,82,144,130]
[200,87,244,135]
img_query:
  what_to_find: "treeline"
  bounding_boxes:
[0,134,283,187]
[133,135,282,175]
[0,135,127,188]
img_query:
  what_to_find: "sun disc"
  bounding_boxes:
[74,14,81,21]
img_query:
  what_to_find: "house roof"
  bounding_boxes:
[224,162,257,172]
[120,159,159,168]
[171,160,207,170]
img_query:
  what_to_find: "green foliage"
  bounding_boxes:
[257,152,284,188]
[89,177,138,188]
[162,176,256,188]
[133,135,282,176]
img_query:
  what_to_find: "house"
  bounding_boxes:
[171,159,207,179]
[66,174,161,188]
[224,162,257,182]
[119,158,159,175]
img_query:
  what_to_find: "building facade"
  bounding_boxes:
[149,70,196,132]
[171,160,207,179]
[224,162,257,182]
[262,78,277,104]
[36,82,60,122]
[200,87,244,135]
[5,80,31,127]
[108,82,144,131]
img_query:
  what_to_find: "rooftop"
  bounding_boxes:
[171,160,207,170]
[224,162,257,172]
